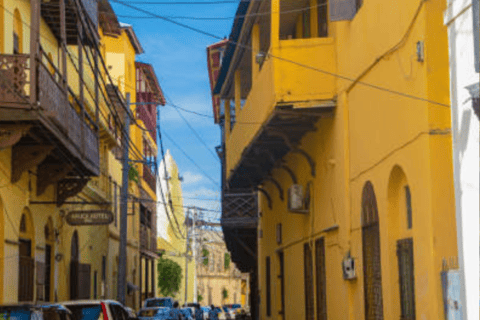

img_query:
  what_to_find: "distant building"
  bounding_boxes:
[157,150,196,304]
[196,230,249,308]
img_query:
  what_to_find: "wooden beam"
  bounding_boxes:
[11,145,54,183]
[36,161,73,196]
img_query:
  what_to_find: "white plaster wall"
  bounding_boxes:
[444,0,479,319]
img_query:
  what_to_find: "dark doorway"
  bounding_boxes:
[361,181,384,320]
[277,251,285,319]
[70,231,79,300]
[45,244,52,301]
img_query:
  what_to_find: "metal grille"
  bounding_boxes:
[397,238,416,320]
[266,256,271,317]
[304,243,314,320]
[362,181,384,320]
[315,238,327,320]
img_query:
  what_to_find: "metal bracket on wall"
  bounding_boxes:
[256,187,272,210]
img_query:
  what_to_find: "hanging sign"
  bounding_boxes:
[66,210,114,226]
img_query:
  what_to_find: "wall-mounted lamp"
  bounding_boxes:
[255,52,266,65]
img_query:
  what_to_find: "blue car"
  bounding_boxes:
[138,307,171,320]
[180,308,193,320]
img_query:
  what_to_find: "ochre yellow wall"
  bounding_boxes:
[223,0,457,319]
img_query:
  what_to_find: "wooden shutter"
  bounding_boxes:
[315,238,327,320]
[304,244,314,320]
[36,261,46,301]
[397,238,416,320]
[278,251,285,318]
[18,256,34,301]
[266,256,271,317]
[78,263,91,299]
[329,0,356,21]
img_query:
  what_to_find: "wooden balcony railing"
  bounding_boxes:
[0,53,99,175]
[143,165,156,192]
[140,225,157,252]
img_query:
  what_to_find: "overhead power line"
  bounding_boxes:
[111,0,451,108]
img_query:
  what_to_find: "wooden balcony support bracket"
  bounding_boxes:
[263,176,284,201]
[276,164,298,184]
[232,233,255,257]
[11,145,54,183]
[265,129,316,177]
[253,147,277,167]
[36,161,73,196]
[0,125,32,149]
[256,187,272,210]
[57,178,89,206]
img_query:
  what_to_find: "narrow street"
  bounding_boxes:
[0,0,478,319]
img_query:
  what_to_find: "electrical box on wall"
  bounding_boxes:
[288,184,304,211]
[342,256,356,280]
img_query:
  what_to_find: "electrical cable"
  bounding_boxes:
[114,2,327,20]
[110,0,451,108]
[157,108,187,238]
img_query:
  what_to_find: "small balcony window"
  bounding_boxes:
[280,0,328,40]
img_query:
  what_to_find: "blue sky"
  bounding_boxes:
[110,1,238,221]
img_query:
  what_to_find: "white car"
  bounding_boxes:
[60,300,134,320]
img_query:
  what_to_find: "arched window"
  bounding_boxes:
[70,231,79,300]
[13,9,23,54]
[361,181,384,320]
[44,218,54,302]
[18,209,34,302]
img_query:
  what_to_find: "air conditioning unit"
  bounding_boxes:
[288,184,304,211]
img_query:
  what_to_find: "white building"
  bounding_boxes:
[444,0,479,319]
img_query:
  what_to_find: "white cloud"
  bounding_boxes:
[182,171,204,185]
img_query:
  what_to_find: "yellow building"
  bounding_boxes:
[212,0,457,319]
[0,0,113,304]
[196,230,249,308]
[156,150,196,304]
[0,0,161,307]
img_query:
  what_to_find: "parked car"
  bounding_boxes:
[143,298,174,309]
[200,307,210,320]
[0,304,73,320]
[60,300,134,320]
[124,307,139,320]
[180,308,193,320]
[137,307,170,320]
[222,305,245,320]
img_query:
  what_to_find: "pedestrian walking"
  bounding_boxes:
[208,305,218,320]
[169,301,183,320]
[194,304,203,320]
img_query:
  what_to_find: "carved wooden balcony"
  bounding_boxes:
[0,54,99,204]
[143,165,156,193]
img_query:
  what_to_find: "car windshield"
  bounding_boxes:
[0,308,33,320]
[145,300,170,308]
[65,305,104,320]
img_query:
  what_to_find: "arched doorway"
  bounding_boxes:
[361,181,384,320]
[70,231,79,300]
[18,208,35,302]
[44,218,55,302]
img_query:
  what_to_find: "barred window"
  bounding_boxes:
[304,243,314,320]
[266,256,271,317]
[397,238,416,320]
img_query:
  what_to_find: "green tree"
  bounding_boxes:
[202,248,209,266]
[198,294,203,302]
[222,287,228,299]
[157,257,182,297]
[224,253,231,270]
